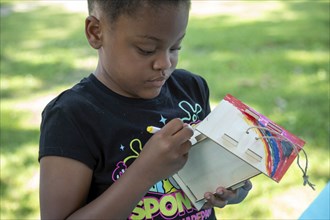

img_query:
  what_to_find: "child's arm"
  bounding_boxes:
[39,118,193,219]
[39,156,93,219]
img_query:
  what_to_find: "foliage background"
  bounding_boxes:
[1,0,329,219]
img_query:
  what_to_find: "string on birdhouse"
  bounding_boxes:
[246,126,315,190]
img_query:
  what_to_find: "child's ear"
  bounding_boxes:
[85,16,102,49]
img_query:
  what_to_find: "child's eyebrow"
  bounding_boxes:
[137,35,160,42]
[136,33,186,43]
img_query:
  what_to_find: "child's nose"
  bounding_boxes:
[153,51,172,71]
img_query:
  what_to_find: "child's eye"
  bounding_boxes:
[170,46,182,52]
[137,47,155,55]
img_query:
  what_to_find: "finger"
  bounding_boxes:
[180,140,192,156]
[160,118,185,136]
[203,192,214,209]
[204,192,228,209]
[202,201,213,210]
[172,124,194,144]
[214,187,237,200]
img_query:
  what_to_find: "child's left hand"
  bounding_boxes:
[202,180,252,209]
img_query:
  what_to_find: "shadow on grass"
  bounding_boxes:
[1,5,94,99]
[0,1,329,218]
[0,177,37,218]
[0,126,39,155]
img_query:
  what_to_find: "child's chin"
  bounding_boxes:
[140,89,162,100]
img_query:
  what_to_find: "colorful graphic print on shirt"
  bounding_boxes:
[110,100,213,219]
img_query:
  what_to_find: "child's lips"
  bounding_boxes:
[147,77,167,87]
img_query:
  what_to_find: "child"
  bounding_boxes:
[39,0,252,219]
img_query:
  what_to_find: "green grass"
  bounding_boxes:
[1,1,329,219]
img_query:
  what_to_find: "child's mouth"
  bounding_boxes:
[147,77,167,87]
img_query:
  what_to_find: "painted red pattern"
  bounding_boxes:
[223,94,305,182]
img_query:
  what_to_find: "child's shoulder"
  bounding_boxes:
[171,69,209,89]
[172,68,199,79]
[43,76,94,113]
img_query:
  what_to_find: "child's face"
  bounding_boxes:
[96,4,189,99]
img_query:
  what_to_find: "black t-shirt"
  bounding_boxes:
[39,69,216,219]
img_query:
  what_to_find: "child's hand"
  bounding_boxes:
[202,187,236,209]
[135,118,194,184]
[202,180,253,209]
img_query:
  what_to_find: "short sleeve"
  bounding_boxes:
[39,98,96,169]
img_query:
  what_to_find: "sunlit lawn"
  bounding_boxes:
[1,1,329,219]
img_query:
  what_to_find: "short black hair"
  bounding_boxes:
[87,0,191,23]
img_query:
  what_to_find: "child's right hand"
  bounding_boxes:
[134,118,194,184]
